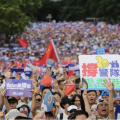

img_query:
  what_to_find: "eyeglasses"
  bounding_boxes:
[91,108,97,111]
[36,99,42,102]
[70,109,77,113]
[20,108,28,112]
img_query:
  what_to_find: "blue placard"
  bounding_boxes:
[5,79,33,97]
[44,91,54,112]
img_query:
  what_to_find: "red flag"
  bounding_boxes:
[41,75,53,86]
[67,70,74,78]
[17,38,27,47]
[34,60,40,66]
[66,84,76,96]
[39,40,59,65]
[105,49,109,53]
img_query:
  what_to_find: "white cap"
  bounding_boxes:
[67,105,78,112]
[7,109,20,120]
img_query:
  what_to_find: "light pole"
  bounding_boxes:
[46,14,52,22]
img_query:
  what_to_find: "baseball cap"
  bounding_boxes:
[7,109,20,119]
[97,99,109,107]
[101,90,109,96]
[16,102,30,113]
[67,105,78,112]
[7,97,18,103]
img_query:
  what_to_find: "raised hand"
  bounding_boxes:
[55,102,60,108]
[14,72,21,80]
[45,67,51,76]
[1,89,6,97]
[0,111,5,119]
[33,87,40,96]
[102,78,114,92]
[4,69,12,79]
[82,90,87,99]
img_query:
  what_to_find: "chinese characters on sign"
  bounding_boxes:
[5,79,33,97]
[79,55,120,90]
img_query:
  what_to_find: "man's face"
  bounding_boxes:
[70,91,77,99]
[53,94,61,103]
[97,103,109,117]
[102,96,109,102]
[75,114,87,120]
[8,100,18,109]
[59,81,64,90]
[42,88,50,98]
[87,92,97,104]
[36,95,42,107]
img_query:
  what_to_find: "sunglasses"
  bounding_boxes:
[91,108,97,111]
[36,99,42,102]
[20,108,28,112]
[70,109,77,113]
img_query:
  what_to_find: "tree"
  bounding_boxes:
[0,0,42,43]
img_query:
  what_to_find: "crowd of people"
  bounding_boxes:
[0,21,120,119]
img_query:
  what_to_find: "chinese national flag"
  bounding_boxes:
[67,70,74,78]
[66,84,76,96]
[17,38,27,47]
[41,75,53,86]
[39,40,59,65]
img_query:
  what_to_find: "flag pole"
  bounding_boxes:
[51,39,60,63]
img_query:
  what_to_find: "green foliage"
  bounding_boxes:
[0,0,42,43]
[37,0,120,23]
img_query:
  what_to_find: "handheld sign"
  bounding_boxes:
[5,79,33,97]
[44,91,54,112]
[79,55,120,90]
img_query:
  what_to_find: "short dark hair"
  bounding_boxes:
[41,86,51,92]
[36,94,42,98]
[87,90,97,95]
[53,92,61,98]
[58,80,64,85]
[72,94,81,104]
[74,110,89,119]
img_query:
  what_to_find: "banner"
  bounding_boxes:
[79,55,120,90]
[96,48,109,55]
[5,79,33,97]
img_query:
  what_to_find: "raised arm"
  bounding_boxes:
[103,78,114,119]
[31,87,40,118]
[1,89,10,112]
[82,90,91,116]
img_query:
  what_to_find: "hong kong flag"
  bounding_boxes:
[39,40,59,65]
[17,38,27,47]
